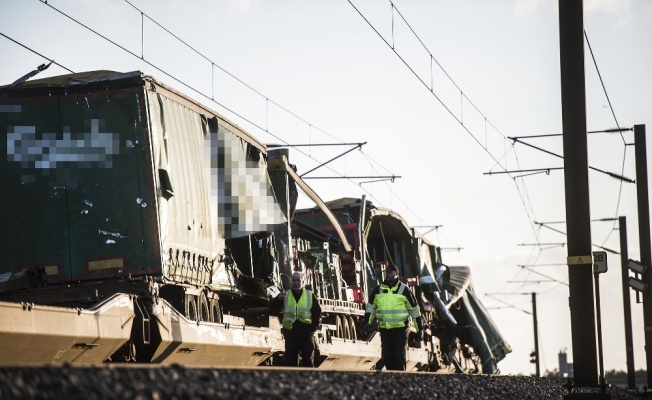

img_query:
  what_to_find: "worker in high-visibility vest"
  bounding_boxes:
[364,264,423,371]
[271,270,322,367]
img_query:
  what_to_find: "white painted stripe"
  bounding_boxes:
[0,105,21,112]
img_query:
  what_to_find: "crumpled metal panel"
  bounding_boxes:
[145,85,285,291]
[3,70,141,90]
[447,266,472,305]
[417,237,439,294]
[446,267,512,373]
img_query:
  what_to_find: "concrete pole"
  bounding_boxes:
[594,272,605,386]
[619,216,636,389]
[532,292,540,377]
[558,0,599,385]
[634,124,652,387]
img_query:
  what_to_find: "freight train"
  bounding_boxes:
[0,69,511,372]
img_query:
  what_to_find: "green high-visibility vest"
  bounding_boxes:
[283,289,313,330]
[369,282,420,330]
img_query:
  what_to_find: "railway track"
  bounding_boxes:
[0,364,642,399]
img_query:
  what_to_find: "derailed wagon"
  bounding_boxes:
[289,195,512,373]
[0,69,510,371]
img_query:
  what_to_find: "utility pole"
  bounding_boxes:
[532,292,540,377]
[558,0,599,385]
[593,255,606,387]
[618,216,636,389]
[486,292,540,376]
[634,124,652,386]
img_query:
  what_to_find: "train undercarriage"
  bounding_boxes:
[0,269,488,373]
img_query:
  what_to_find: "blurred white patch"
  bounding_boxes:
[226,0,258,15]
[514,0,546,17]
[585,0,632,23]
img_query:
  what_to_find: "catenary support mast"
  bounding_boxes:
[634,124,652,387]
[558,0,599,385]
[618,216,636,390]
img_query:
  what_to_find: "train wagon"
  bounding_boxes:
[0,69,509,372]
[291,197,512,373]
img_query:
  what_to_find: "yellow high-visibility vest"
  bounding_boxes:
[283,289,313,330]
[367,282,420,330]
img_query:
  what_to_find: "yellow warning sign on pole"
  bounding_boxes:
[567,255,592,265]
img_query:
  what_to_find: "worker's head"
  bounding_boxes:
[384,264,399,282]
[291,271,305,292]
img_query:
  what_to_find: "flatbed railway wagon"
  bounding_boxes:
[290,196,512,373]
[0,69,509,372]
[0,69,294,366]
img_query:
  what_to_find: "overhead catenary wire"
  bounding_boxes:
[347,0,556,272]
[350,1,633,281]
[0,34,388,231]
[347,0,510,170]
[22,1,445,230]
[584,31,625,145]
[2,1,645,377]
[0,32,73,74]
[506,138,633,183]
[342,7,636,357]
[348,0,554,296]
[123,0,344,146]
[584,30,629,248]
[10,2,630,295]
[0,0,451,248]
[503,32,633,262]
[360,6,634,322]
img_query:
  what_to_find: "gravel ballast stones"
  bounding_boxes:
[0,365,645,399]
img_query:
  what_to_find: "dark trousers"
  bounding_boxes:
[380,326,408,371]
[283,329,316,367]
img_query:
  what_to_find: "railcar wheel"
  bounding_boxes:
[209,297,223,323]
[185,294,198,321]
[341,315,352,340]
[347,315,357,341]
[335,315,343,338]
[198,292,210,322]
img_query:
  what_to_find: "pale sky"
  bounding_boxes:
[1,0,651,376]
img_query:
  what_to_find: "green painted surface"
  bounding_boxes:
[1,88,159,282]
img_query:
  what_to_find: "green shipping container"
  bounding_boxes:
[0,70,285,287]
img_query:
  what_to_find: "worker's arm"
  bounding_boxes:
[404,287,423,332]
[311,293,322,332]
[364,286,380,324]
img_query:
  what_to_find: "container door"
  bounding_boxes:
[2,96,71,281]
[0,89,160,283]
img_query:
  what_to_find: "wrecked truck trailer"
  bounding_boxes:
[291,197,512,373]
[0,69,508,372]
[0,69,382,368]
[0,69,293,365]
